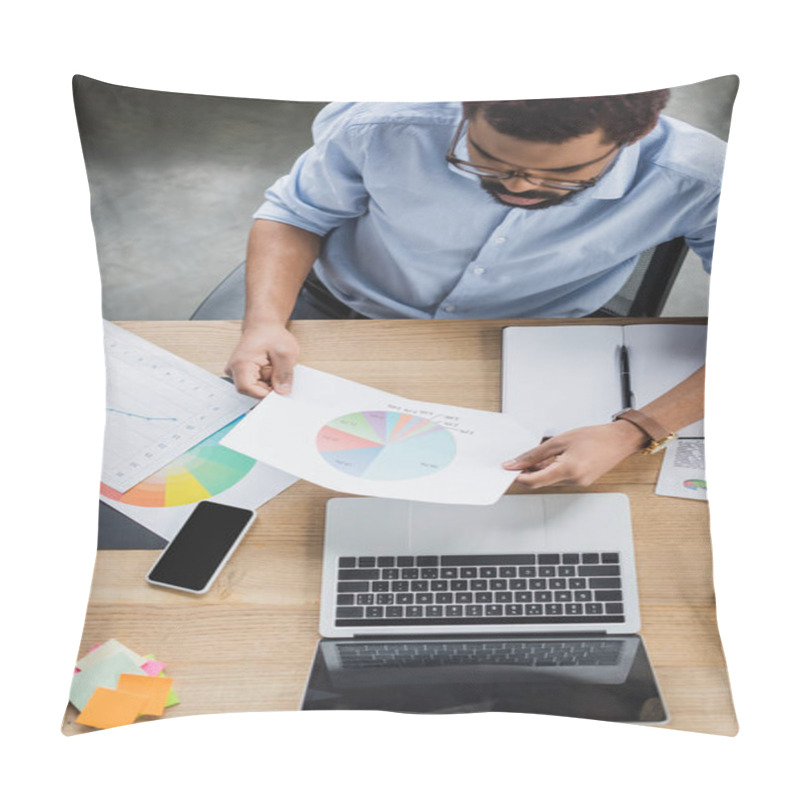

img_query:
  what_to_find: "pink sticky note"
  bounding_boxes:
[142,660,166,676]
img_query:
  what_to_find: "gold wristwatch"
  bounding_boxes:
[612,408,677,454]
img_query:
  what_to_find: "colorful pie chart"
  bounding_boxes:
[682,479,707,491]
[316,410,457,481]
[100,416,256,507]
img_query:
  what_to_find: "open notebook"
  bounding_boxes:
[501,323,707,438]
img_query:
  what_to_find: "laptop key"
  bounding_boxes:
[410,580,428,591]
[499,567,517,577]
[441,567,458,579]
[602,553,620,563]
[545,604,564,615]
[590,577,622,589]
[575,590,592,602]
[418,556,439,566]
[431,580,448,591]
[366,607,384,618]
[396,593,414,604]
[445,606,464,617]
[338,581,370,592]
[358,557,376,567]
[339,569,380,581]
[586,603,603,614]
[406,606,423,617]
[582,553,600,563]
[386,606,404,617]
[496,592,512,603]
[425,605,444,617]
[578,565,621,576]
[605,603,624,614]
[377,556,395,567]
[538,554,560,565]
[356,594,374,605]
[594,590,623,601]
[525,604,544,615]
[486,605,504,616]
[337,594,355,605]
[455,592,473,603]
[336,607,364,618]
[562,554,580,564]
[339,557,357,568]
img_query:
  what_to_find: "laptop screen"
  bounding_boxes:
[301,634,667,724]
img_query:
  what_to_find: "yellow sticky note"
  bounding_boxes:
[75,687,147,729]
[116,674,174,716]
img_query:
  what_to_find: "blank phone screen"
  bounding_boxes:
[148,502,254,591]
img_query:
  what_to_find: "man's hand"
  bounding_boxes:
[502,422,647,489]
[225,324,300,399]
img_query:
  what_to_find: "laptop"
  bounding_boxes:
[301,493,668,724]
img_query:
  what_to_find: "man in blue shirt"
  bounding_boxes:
[226,93,720,487]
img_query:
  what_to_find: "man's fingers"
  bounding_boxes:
[263,345,297,394]
[503,437,564,470]
[513,459,573,489]
[231,361,270,399]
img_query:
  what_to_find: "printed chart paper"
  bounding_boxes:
[100,415,297,542]
[102,321,257,492]
[655,438,707,501]
[221,366,539,505]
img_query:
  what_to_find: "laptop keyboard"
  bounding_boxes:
[335,639,624,668]
[334,553,626,627]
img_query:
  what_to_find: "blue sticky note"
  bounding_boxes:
[69,652,148,711]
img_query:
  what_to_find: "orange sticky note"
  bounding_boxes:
[116,674,174,716]
[75,687,147,729]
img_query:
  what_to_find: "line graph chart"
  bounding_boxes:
[101,322,256,493]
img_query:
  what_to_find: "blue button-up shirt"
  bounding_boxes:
[254,102,725,318]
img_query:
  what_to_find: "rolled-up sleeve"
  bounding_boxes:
[253,103,370,236]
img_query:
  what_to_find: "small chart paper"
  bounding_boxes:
[221,366,539,505]
[101,321,256,492]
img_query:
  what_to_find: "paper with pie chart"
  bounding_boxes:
[220,366,539,505]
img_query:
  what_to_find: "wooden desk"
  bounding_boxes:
[62,319,737,736]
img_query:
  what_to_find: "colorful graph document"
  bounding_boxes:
[101,321,257,492]
[101,415,297,541]
[221,366,539,505]
[655,438,707,501]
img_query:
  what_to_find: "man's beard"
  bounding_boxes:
[480,178,576,210]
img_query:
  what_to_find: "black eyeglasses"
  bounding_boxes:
[445,118,622,192]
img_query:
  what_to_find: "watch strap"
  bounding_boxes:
[612,408,677,454]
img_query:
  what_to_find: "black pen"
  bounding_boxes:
[619,345,633,408]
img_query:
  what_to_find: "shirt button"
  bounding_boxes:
[473,267,485,275]
[494,236,507,244]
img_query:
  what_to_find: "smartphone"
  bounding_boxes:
[146,501,256,593]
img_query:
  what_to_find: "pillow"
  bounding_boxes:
[65,75,738,736]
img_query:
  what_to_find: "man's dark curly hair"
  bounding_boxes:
[463,90,671,145]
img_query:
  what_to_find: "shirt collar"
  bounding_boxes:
[446,122,641,202]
